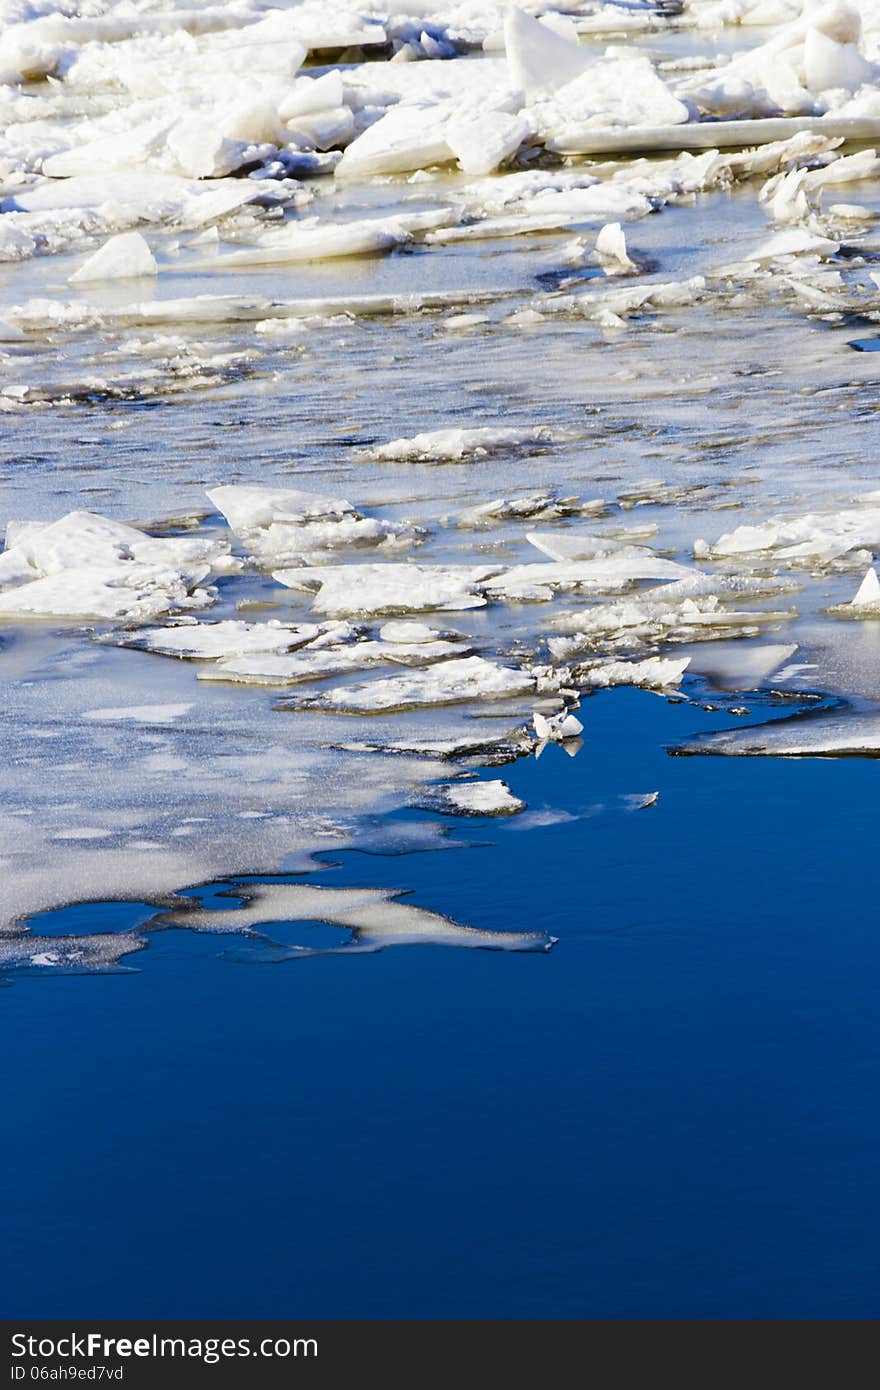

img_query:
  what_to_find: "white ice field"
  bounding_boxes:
[2,0,880,956]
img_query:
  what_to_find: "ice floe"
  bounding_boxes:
[0,509,226,621]
[575,656,691,690]
[359,426,565,463]
[533,709,584,743]
[278,655,535,714]
[273,562,500,617]
[421,779,526,817]
[696,502,880,569]
[207,483,419,565]
[159,881,553,953]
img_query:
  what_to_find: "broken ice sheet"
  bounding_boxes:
[114,619,330,661]
[272,563,500,618]
[158,882,553,955]
[0,931,146,978]
[415,779,526,817]
[198,637,471,687]
[575,657,691,691]
[207,483,420,566]
[676,707,880,760]
[695,502,880,570]
[276,655,535,715]
[357,427,569,463]
[0,509,229,622]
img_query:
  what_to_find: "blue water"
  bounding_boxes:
[3,687,880,1319]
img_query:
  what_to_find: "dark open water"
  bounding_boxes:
[3,686,879,1319]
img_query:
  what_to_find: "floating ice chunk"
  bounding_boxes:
[272,563,500,617]
[576,657,691,690]
[526,530,623,562]
[200,215,423,268]
[360,426,563,463]
[6,289,506,334]
[546,116,880,158]
[593,222,637,272]
[428,780,525,817]
[161,881,552,953]
[207,482,412,564]
[485,553,695,602]
[69,231,157,284]
[760,167,818,224]
[0,563,213,623]
[208,483,354,532]
[280,655,534,713]
[2,510,225,576]
[828,202,874,220]
[458,494,604,528]
[378,620,447,644]
[803,148,880,187]
[343,728,533,762]
[850,566,880,606]
[532,709,583,743]
[550,588,795,656]
[426,212,588,244]
[503,6,593,98]
[83,703,194,725]
[743,227,839,261]
[117,619,324,661]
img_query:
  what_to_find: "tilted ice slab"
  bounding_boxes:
[335,84,531,180]
[160,882,553,954]
[526,530,633,562]
[207,483,416,565]
[279,655,535,714]
[826,566,880,615]
[273,563,501,618]
[68,231,157,283]
[359,426,566,463]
